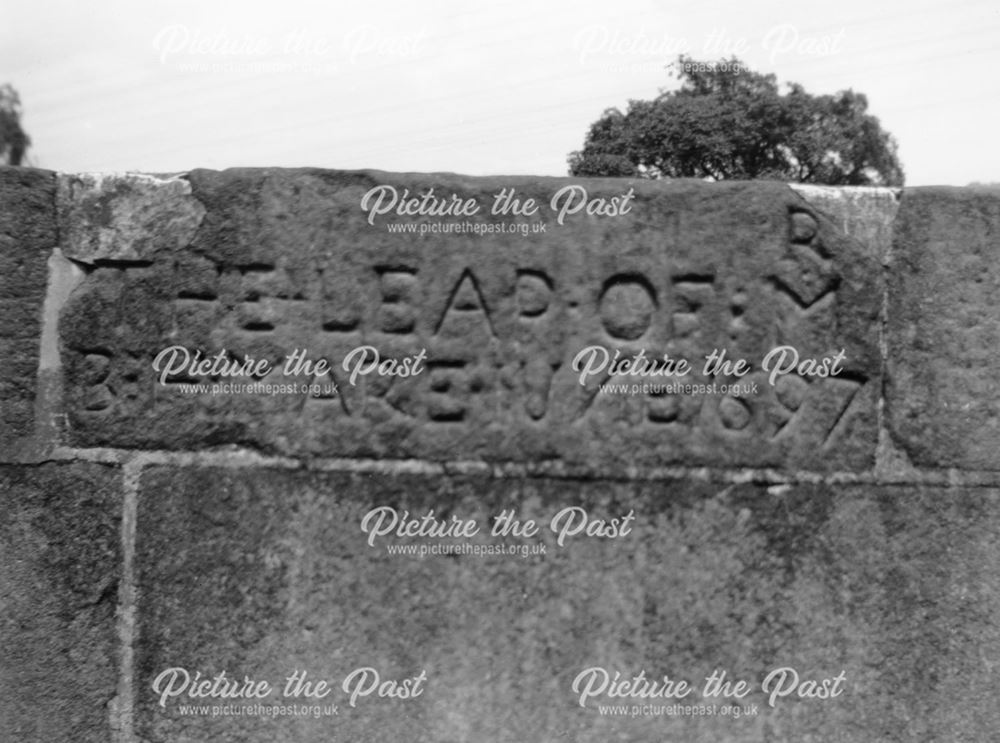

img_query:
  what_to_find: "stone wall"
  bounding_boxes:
[2,166,999,742]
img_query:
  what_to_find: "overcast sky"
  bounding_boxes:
[4,0,998,185]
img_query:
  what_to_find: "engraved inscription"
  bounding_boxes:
[58,174,879,469]
[599,274,656,340]
[436,269,495,339]
[771,210,839,308]
[515,270,552,318]
[376,266,418,334]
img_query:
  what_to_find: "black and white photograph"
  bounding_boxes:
[2,1,999,741]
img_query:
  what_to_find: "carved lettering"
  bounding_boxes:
[436,269,495,338]
[599,274,657,341]
[376,266,418,334]
[59,173,879,470]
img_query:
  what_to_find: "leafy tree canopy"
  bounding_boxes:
[0,84,31,166]
[569,56,904,186]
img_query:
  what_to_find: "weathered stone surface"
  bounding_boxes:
[57,172,205,263]
[790,184,900,263]
[0,462,121,742]
[135,468,1000,742]
[60,170,881,471]
[0,167,57,456]
[887,186,1000,469]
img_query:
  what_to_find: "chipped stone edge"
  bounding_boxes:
[56,170,206,265]
[32,248,86,455]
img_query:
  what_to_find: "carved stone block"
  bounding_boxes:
[59,171,881,471]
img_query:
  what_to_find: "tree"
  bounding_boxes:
[569,56,904,186]
[0,84,31,166]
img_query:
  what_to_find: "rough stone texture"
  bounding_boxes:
[0,462,121,742]
[57,172,205,263]
[0,168,57,457]
[60,170,881,471]
[887,186,1000,469]
[790,184,900,263]
[135,467,1000,742]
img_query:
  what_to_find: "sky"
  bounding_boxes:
[3,0,999,186]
